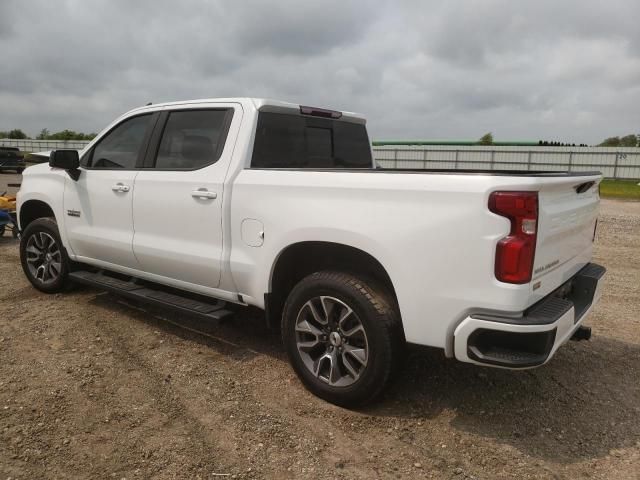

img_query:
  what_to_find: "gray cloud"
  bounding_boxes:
[0,0,638,144]
[226,1,377,55]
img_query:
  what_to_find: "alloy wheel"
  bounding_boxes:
[295,295,369,387]
[25,231,62,285]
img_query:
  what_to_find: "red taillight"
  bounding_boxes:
[489,191,538,284]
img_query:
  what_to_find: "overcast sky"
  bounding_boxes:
[1,0,639,143]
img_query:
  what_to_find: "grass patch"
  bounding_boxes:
[600,179,640,200]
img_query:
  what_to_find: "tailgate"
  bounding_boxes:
[533,175,601,288]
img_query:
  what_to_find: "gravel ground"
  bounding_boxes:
[1,172,639,479]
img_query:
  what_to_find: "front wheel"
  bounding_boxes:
[20,217,71,293]
[282,271,404,407]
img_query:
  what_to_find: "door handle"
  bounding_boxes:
[112,183,130,193]
[191,189,217,200]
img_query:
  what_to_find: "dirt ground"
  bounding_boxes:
[1,173,639,479]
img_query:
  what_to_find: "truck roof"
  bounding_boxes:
[125,98,366,123]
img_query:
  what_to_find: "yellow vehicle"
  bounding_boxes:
[0,192,18,237]
[0,194,16,210]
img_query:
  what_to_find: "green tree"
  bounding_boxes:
[478,132,493,145]
[620,134,638,147]
[8,129,28,139]
[36,128,50,140]
[45,129,96,141]
[599,136,621,146]
[49,129,77,140]
[0,131,7,139]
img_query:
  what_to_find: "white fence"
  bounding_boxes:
[0,138,91,151]
[373,145,640,180]
[3,138,639,179]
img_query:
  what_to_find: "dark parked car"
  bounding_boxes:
[0,146,26,173]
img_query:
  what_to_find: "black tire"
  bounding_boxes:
[20,217,71,293]
[0,225,5,236]
[282,271,404,407]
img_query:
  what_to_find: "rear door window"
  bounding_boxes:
[251,112,372,169]
[154,109,232,170]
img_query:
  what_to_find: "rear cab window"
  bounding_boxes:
[251,112,372,169]
[1,147,22,157]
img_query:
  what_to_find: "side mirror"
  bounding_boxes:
[49,150,80,169]
[49,150,80,180]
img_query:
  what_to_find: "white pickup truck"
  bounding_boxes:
[17,98,605,406]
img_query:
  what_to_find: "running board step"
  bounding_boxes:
[69,271,233,322]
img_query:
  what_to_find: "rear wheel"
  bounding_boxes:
[20,217,71,293]
[282,271,404,407]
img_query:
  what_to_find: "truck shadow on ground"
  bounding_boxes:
[372,338,640,464]
[90,291,639,465]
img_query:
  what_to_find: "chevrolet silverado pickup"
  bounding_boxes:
[16,98,605,406]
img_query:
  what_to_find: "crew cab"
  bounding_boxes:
[16,98,605,406]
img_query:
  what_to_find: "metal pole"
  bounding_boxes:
[527,151,532,171]
[394,149,398,169]
[423,148,427,170]
[613,153,619,179]
[454,150,459,170]
[568,151,573,172]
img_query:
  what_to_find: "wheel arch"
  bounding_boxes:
[19,199,56,230]
[266,241,400,329]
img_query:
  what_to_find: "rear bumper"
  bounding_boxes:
[453,263,606,369]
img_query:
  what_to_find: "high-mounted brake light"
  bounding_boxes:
[299,105,342,119]
[489,191,538,284]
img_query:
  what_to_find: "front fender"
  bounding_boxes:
[17,164,68,245]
